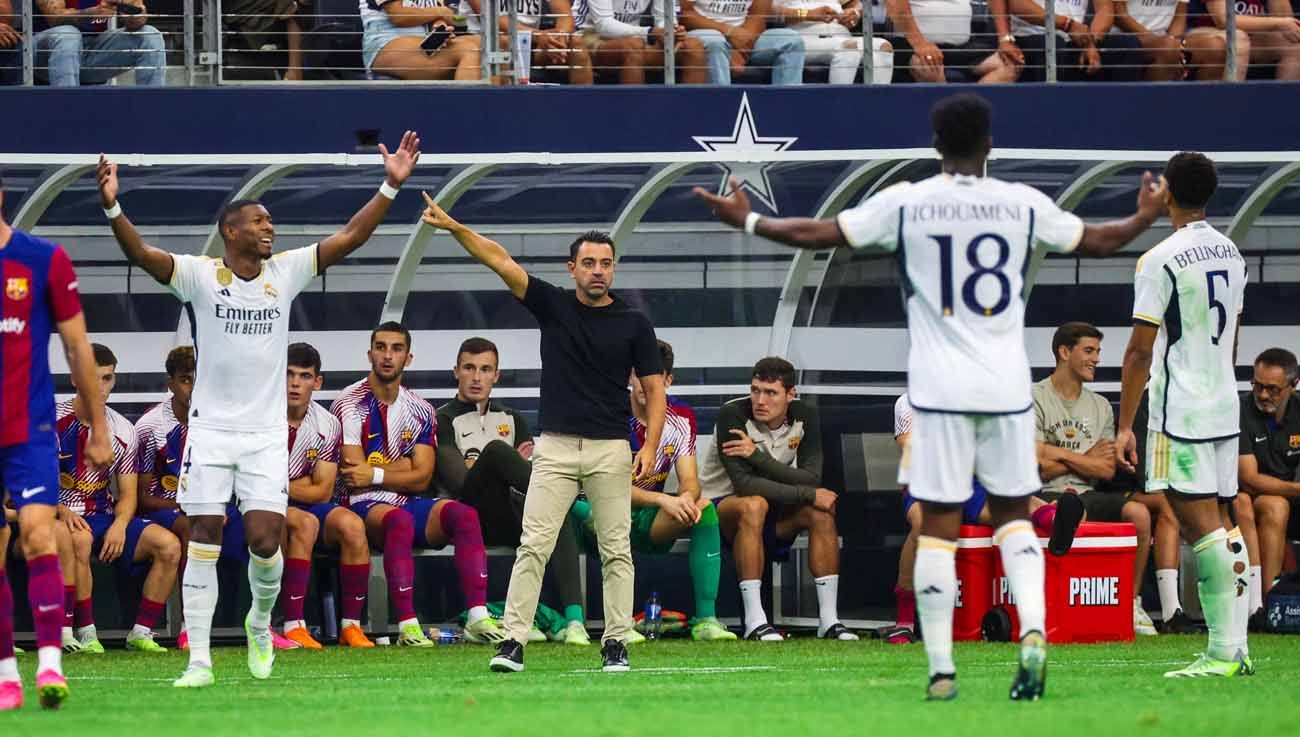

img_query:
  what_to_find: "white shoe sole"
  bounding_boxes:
[490,657,524,673]
[602,664,630,673]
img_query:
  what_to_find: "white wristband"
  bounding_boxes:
[378,181,400,200]
[371,467,385,486]
[743,211,762,236]
[103,201,122,219]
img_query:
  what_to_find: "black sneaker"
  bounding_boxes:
[489,639,524,673]
[925,673,957,701]
[1048,494,1085,557]
[744,623,785,641]
[1160,609,1204,635]
[601,639,629,673]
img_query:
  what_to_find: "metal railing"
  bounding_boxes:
[0,0,1266,86]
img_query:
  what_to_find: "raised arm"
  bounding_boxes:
[1076,171,1168,257]
[695,177,850,250]
[98,155,178,285]
[317,131,421,270]
[421,193,529,300]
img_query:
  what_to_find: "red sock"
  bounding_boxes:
[340,564,369,621]
[26,554,64,650]
[439,501,488,609]
[381,510,416,622]
[894,585,916,628]
[135,598,165,630]
[278,558,312,623]
[1031,504,1056,533]
[63,585,76,629]
[75,597,95,628]
[0,572,14,661]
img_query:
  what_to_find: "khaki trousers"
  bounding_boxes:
[502,433,634,644]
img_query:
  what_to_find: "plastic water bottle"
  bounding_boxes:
[644,592,662,640]
[428,627,462,644]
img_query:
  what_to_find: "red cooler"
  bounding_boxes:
[995,522,1137,643]
[954,525,995,641]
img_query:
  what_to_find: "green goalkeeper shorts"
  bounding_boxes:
[630,505,675,555]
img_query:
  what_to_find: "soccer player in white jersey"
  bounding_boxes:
[1115,152,1253,678]
[697,93,1166,701]
[94,130,422,688]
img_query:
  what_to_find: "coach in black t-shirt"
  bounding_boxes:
[1238,348,1300,611]
[419,193,665,675]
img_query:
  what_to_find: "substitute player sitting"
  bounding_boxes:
[624,340,735,642]
[698,356,856,642]
[279,342,375,649]
[55,344,179,654]
[335,323,506,647]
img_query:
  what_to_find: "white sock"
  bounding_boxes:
[0,657,17,681]
[283,619,305,633]
[398,617,420,631]
[37,646,61,675]
[341,618,361,630]
[739,580,767,635]
[995,520,1046,639]
[1193,529,1237,661]
[914,536,957,677]
[76,624,97,642]
[1156,568,1181,622]
[183,542,221,669]
[1249,565,1263,613]
[61,626,74,641]
[1227,528,1250,657]
[246,549,284,631]
[815,575,840,636]
[129,624,153,639]
[467,605,491,625]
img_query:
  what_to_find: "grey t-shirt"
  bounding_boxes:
[1033,377,1115,494]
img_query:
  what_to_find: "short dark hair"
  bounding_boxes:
[91,343,117,368]
[1255,348,1299,383]
[165,346,195,377]
[457,337,499,366]
[1051,322,1104,362]
[218,199,264,233]
[752,356,796,390]
[1163,152,1217,211]
[568,231,617,262]
[288,342,322,374]
[931,93,992,160]
[657,339,674,376]
[370,321,411,349]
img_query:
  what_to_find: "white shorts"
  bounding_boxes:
[178,426,290,517]
[1145,430,1238,499]
[904,409,1039,504]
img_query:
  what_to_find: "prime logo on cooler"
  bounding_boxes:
[1069,577,1120,606]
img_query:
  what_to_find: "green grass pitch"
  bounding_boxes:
[4,635,1299,736]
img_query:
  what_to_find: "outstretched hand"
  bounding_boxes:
[693,176,752,230]
[1136,171,1168,222]
[380,130,421,187]
[96,154,119,208]
[420,191,459,231]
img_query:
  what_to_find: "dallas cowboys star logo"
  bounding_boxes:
[692,93,797,214]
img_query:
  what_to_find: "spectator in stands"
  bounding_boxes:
[1009,0,1145,81]
[0,0,19,85]
[1115,0,1231,79]
[698,357,857,641]
[222,0,306,81]
[680,0,806,84]
[435,336,590,645]
[1236,348,1300,628]
[1032,322,1159,636]
[573,0,709,83]
[33,0,166,86]
[460,0,593,83]
[885,0,1022,82]
[774,0,893,83]
[362,0,482,80]
[1187,0,1300,80]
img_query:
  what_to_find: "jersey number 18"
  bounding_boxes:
[931,232,1013,318]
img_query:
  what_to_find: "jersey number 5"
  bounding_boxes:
[1206,269,1229,345]
[932,233,1012,318]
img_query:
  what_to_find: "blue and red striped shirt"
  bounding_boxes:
[0,229,82,448]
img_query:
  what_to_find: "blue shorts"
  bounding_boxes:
[291,501,344,547]
[711,495,795,561]
[350,497,443,550]
[903,478,988,525]
[85,513,154,575]
[148,504,248,562]
[0,438,60,510]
